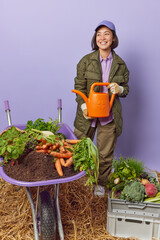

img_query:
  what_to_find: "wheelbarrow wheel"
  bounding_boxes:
[38,190,56,240]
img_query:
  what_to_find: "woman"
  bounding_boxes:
[73,20,129,196]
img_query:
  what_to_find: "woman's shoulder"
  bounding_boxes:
[112,50,126,65]
[78,50,99,65]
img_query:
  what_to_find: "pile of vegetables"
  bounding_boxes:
[0,118,99,189]
[107,156,160,203]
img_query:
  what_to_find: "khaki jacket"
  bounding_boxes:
[73,50,129,137]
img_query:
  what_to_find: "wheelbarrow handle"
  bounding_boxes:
[57,99,62,123]
[57,99,62,109]
[4,100,10,111]
[4,100,12,126]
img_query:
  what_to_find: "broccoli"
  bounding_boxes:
[119,180,145,202]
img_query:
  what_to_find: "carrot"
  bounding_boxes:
[52,143,60,150]
[46,142,52,147]
[64,145,74,151]
[65,139,81,144]
[79,166,83,172]
[55,158,63,176]
[35,145,43,150]
[64,157,73,167]
[36,149,48,153]
[41,144,48,149]
[63,141,69,146]
[59,145,66,153]
[59,158,66,166]
[38,138,47,144]
[50,151,72,158]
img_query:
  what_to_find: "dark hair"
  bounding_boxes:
[91,26,119,51]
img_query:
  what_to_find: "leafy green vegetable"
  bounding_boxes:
[112,156,144,180]
[25,118,60,134]
[0,118,62,164]
[72,137,99,190]
[0,126,37,164]
[107,155,144,187]
[119,180,145,202]
[25,118,64,144]
[106,155,145,195]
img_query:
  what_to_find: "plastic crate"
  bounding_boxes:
[107,211,160,240]
[108,196,160,219]
[107,171,160,239]
[108,171,160,219]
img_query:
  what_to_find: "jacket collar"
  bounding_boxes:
[90,49,124,64]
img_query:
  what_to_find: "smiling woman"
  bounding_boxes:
[96,27,115,58]
[91,21,119,59]
[72,20,129,196]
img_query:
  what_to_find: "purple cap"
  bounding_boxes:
[95,20,116,32]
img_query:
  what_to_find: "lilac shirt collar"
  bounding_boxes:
[100,51,113,63]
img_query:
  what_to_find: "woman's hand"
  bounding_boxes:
[83,109,93,119]
[108,83,124,94]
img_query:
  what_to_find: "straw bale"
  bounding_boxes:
[0,172,160,240]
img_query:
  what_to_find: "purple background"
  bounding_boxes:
[0,0,160,171]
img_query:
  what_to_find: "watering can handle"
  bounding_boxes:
[90,82,115,109]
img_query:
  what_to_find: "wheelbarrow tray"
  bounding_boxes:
[0,122,86,187]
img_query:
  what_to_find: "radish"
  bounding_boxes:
[114,177,120,185]
[145,183,158,197]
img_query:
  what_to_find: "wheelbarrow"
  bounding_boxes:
[0,99,86,240]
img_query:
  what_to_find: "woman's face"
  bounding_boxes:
[96,26,114,52]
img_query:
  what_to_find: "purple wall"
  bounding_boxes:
[0,0,160,170]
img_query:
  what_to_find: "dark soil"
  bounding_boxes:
[3,151,79,182]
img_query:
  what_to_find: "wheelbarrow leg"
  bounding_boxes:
[54,184,64,240]
[25,187,39,240]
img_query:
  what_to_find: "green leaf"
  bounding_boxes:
[7,145,12,153]
[12,152,19,160]
[1,147,6,155]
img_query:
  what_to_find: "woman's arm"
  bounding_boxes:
[119,65,129,97]
[74,58,88,105]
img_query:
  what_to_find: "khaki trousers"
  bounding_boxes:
[74,120,117,186]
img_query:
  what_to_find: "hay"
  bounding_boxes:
[1,172,160,240]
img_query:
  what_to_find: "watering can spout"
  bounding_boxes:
[72,90,88,107]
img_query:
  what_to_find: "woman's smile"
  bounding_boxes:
[96,26,114,53]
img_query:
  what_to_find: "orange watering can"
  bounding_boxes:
[72,82,115,118]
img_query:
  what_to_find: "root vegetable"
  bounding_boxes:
[145,183,158,197]
[52,143,60,150]
[141,179,150,186]
[55,158,63,176]
[114,177,120,185]
[64,145,74,151]
[35,145,43,150]
[59,145,66,153]
[65,139,81,144]
[38,138,47,144]
[64,157,73,167]
[50,151,72,158]
[36,149,48,153]
[31,129,54,138]
[59,158,66,166]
